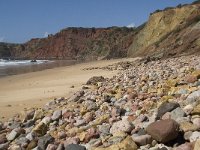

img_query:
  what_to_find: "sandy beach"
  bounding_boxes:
[0,58,137,121]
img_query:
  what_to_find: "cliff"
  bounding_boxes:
[128,1,200,58]
[1,1,200,60]
[1,27,138,60]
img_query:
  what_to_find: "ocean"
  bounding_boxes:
[0,59,77,78]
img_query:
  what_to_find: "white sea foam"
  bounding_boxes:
[0,59,50,67]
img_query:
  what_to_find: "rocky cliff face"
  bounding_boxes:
[128,1,200,58]
[2,27,137,60]
[1,1,200,60]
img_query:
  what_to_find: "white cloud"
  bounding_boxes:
[0,37,4,42]
[127,23,135,28]
[44,32,49,37]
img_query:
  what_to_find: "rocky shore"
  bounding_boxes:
[1,55,200,150]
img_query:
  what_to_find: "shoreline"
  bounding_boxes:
[0,58,138,121]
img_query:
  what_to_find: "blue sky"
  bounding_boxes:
[0,0,194,43]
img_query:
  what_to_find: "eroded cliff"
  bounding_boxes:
[128,1,200,57]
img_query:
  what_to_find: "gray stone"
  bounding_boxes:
[46,100,56,107]
[15,137,29,147]
[98,124,111,135]
[52,110,62,121]
[184,131,192,141]
[46,144,58,150]
[65,144,86,150]
[7,121,21,130]
[26,132,37,141]
[41,116,52,125]
[38,134,54,150]
[189,131,200,142]
[84,100,97,111]
[74,119,86,127]
[6,129,18,141]
[170,107,186,121]
[132,134,152,146]
[8,144,21,150]
[23,120,35,128]
[110,118,134,135]
[157,102,180,119]
[0,142,9,150]
[178,89,189,95]
[186,90,200,103]
[57,143,64,150]
[192,117,200,128]
[68,91,84,102]
[183,105,194,115]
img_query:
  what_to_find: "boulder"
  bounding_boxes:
[146,119,179,143]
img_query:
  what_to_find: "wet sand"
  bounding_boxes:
[0,58,138,121]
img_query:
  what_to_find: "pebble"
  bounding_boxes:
[6,129,18,141]
[192,117,200,128]
[2,55,200,149]
[32,122,47,136]
[65,144,86,150]
[38,134,54,150]
[156,102,179,119]
[132,134,152,146]
[186,90,200,102]
[51,110,62,121]
[188,131,200,142]
[194,139,200,150]
[170,107,186,121]
[94,136,137,150]
[180,121,199,132]
[110,118,134,135]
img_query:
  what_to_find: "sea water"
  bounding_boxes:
[0,59,77,78]
[0,59,49,67]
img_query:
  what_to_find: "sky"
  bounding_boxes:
[0,0,195,43]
